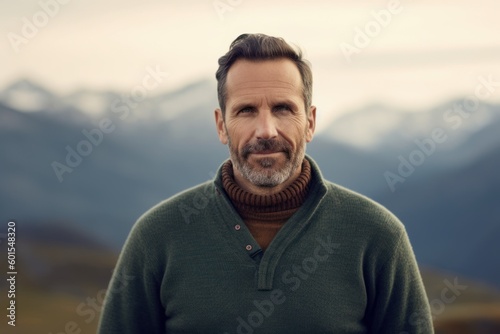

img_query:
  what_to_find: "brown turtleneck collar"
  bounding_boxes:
[221,158,312,250]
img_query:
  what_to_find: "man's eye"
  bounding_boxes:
[238,107,253,114]
[274,105,292,112]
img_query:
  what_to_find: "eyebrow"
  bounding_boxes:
[231,103,255,111]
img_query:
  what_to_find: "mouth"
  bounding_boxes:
[251,150,282,155]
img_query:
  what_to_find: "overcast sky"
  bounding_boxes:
[2,0,500,128]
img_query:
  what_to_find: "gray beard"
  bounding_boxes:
[227,136,306,188]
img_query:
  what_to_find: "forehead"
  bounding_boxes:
[225,58,303,103]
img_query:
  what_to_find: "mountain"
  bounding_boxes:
[0,79,56,112]
[0,79,227,249]
[1,78,499,288]
[322,101,499,153]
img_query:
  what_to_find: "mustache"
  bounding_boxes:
[242,138,291,159]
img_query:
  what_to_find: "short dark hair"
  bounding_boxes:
[215,33,313,117]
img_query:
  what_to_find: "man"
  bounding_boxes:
[98,33,433,333]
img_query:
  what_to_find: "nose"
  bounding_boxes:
[254,110,278,139]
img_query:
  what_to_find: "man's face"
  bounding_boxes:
[215,58,316,190]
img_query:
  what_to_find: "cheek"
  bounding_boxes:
[280,117,308,145]
[227,126,247,149]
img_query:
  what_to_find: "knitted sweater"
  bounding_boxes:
[98,155,434,333]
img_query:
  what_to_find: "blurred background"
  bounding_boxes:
[1,0,500,333]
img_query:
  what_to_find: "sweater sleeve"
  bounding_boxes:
[97,218,166,334]
[368,228,434,334]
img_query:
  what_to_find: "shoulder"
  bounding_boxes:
[113,181,217,276]
[128,180,216,240]
[306,155,404,238]
[317,181,413,273]
[321,180,406,241]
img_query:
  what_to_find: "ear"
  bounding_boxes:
[215,108,228,145]
[305,105,316,143]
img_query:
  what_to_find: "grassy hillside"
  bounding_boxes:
[0,223,117,334]
[421,268,500,333]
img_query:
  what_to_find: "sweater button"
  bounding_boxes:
[234,224,241,231]
[245,244,253,251]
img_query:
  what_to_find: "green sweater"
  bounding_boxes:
[98,156,433,333]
